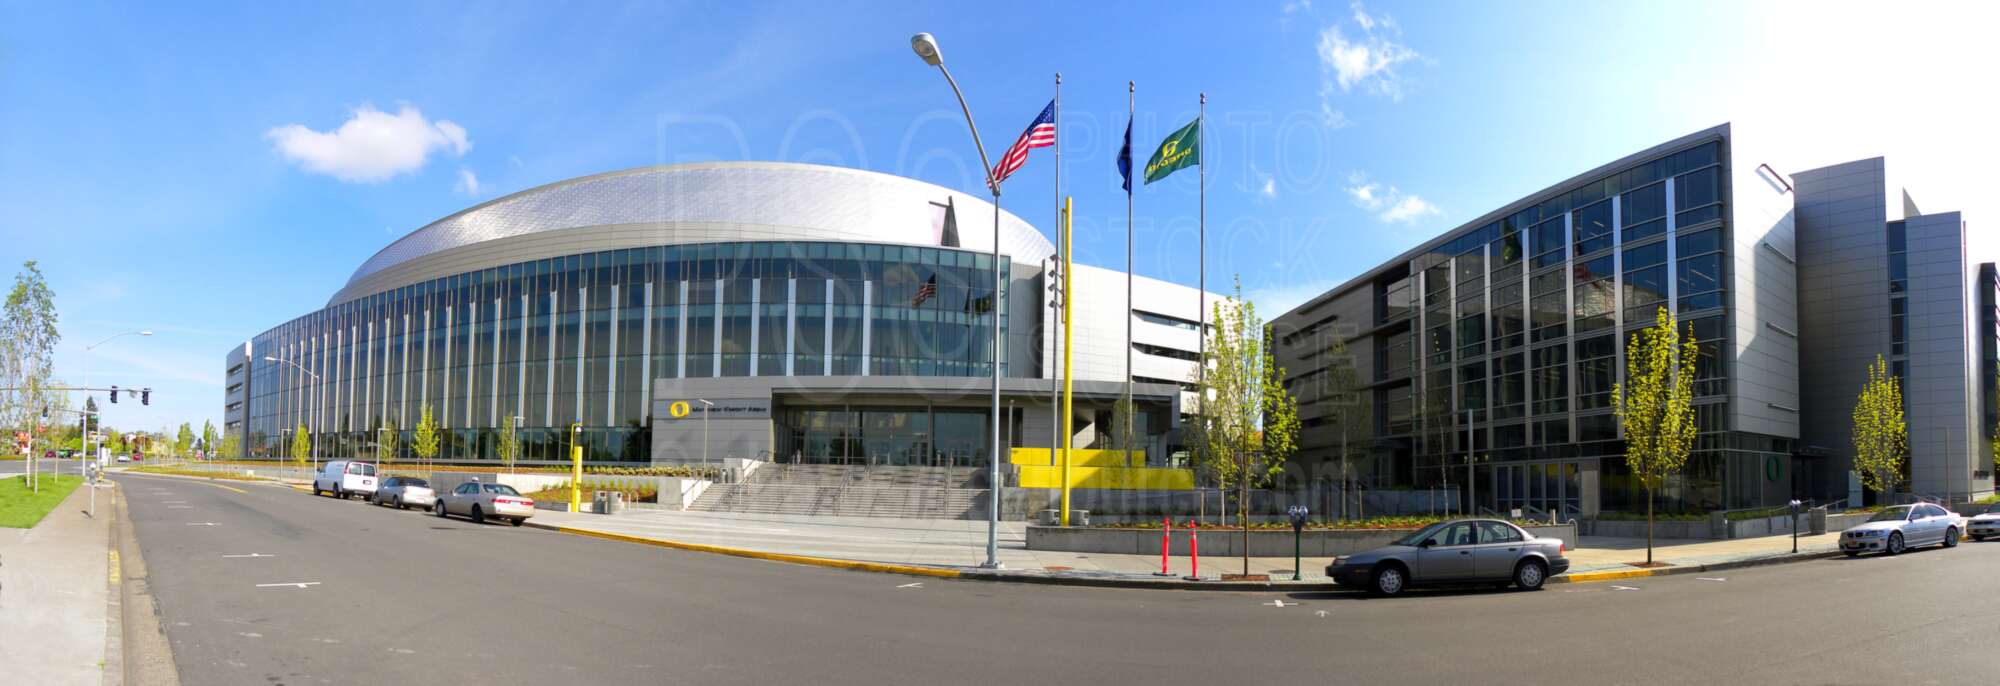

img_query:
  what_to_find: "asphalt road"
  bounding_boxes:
[114,471,2000,686]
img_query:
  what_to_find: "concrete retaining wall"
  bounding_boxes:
[1025,523,1577,557]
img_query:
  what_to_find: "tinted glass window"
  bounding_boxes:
[1478,521,1524,543]
[482,484,521,495]
[403,478,428,488]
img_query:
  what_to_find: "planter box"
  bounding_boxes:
[1025,522,1577,557]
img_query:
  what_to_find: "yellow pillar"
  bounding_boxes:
[569,423,583,513]
[1060,197,1076,526]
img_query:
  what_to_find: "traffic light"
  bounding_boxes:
[109,386,118,403]
[141,389,151,406]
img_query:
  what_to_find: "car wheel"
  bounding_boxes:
[471,505,485,524]
[393,496,404,510]
[435,501,448,518]
[1887,531,1905,555]
[1371,564,1407,597]
[1514,559,1548,591]
[334,485,345,500]
[510,517,524,527]
[1943,527,1959,548]
[313,483,323,497]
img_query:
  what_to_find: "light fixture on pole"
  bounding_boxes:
[265,355,322,471]
[83,329,151,516]
[911,30,1004,569]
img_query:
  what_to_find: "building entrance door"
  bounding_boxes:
[1494,462,1582,520]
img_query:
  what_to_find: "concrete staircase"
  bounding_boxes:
[688,464,990,519]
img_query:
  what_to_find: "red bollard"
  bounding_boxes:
[1154,516,1173,577]
[1184,521,1201,581]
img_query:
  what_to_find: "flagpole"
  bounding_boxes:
[1125,80,1135,470]
[1051,72,1065,524]
[1198,92,1207,523]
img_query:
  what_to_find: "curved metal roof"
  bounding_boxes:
[331,162,1053,305]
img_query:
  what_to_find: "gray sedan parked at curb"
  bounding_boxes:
[1326,519,1570,597]
[1841,504,1962,556]
[371,476,436,510]
[434,480,536,526]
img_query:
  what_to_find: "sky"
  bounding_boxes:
[2,0,1996,437]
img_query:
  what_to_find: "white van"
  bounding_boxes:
[312,460,379,500]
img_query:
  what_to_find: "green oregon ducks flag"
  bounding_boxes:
[1143,118,1200,184]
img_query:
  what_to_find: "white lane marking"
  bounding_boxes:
[388,648,416,654]
[222,553,274,559]
[1268,600,1295,607]
[1697,577,1727,582]
[1316,610,1329,618]
[255,582,320,589]
[162,500,188,504]
[186,522,218,526]
[237,632,263,638]
[167,506,193,509]
[897,582,923,589]
[1611,585,1640,591]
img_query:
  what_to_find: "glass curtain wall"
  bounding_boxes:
[243,241,1008,463]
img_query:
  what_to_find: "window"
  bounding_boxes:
[1478,521,1524,543]
[1675,166,1721,226]
[1494,282,1525,351]
[1576,335,1616,409]
[1572,200,1613,256]
[1531,270,1567,341]
[1888,221,1908,293]
[1459,361,1487,413]
[1532,345,1567,416]
[1622,182,1667,241]
[1428,522,1474,547]
[1532,217,1565,269]
[1456,249,1485,295]
[1135,310,1201,332]
[1678,253,1723,312]
[1494,231,1523,268]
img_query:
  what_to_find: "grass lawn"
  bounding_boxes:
[0,474,84,528]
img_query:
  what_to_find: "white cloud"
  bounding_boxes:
[1315,1,1420,126]
[1345,172,1439,224]
[1261,176,1278,198]
[456,168,481,196]
[266,104,470,182]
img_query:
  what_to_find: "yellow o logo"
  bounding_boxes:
[669,401,690,418]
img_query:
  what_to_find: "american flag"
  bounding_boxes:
[912,274,938,308]
[990,100,1056,186]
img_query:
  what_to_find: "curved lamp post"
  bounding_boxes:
[911,31,1004,569]
[264,355,321,471]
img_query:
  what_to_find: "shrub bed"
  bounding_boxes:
[523,480,660,504]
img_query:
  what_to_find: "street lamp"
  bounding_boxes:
[82,329,150,516]
[696,399,714,468]
[911,30,1006,570]
[265,355,321,471]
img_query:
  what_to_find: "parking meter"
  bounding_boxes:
[1788,499,1803,553]
[1287,505,1309,580]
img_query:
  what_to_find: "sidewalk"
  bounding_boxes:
[0,480,115,684]
[525,508,1845,586]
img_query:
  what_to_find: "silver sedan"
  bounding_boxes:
[371,476,437,510]
[1969,504,2000,541]
[1326,519,1570,596]
[1841,503,1963,556]
[434,481,536,526]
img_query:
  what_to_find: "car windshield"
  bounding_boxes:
[1868,506,1913,523]
[1392,522,1449,546]
[1986,504,2000,515]
[482,484,521,496]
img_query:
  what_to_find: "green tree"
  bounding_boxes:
[289,423,310,467]
[1852,354,1907,499]
[218,430,241,461]
[1611,306,1699,566]
[377,418,399,467]
[1,260,61,435]
[1185,279,1300,576]
[412,404,441,471]
[497,414,520,473]
[201,420,218,457]
[176,422,195,458]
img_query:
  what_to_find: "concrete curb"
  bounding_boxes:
[1550,549,1846,583]
[521,521,964,579]
[520,518,1866,591]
